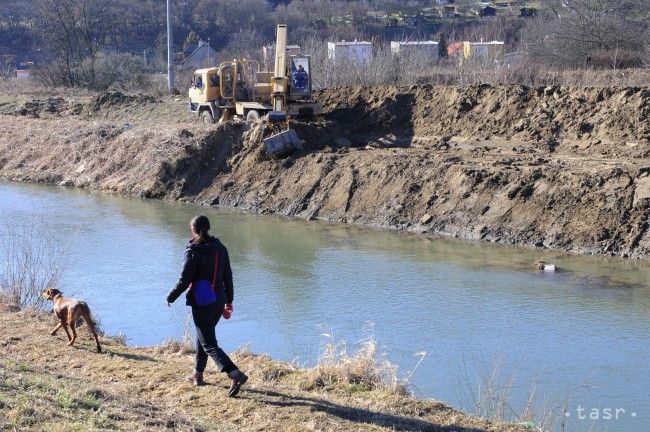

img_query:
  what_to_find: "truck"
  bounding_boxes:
[188,25,322,132]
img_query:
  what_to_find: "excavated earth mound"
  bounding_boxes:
[0,85,648,258]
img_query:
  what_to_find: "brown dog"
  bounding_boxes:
[41,287,102,353]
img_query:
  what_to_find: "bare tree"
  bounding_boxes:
[35,0,116,88]
[218,28,268,64]
[0,56,16,80]
[521,0,646,68]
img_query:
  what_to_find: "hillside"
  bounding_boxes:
[0,304,527,431]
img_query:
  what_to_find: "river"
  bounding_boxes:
[1,180,648,431]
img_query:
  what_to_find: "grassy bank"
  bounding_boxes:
[0,304,529,431]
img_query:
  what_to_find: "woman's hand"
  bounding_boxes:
[223,303,233,319]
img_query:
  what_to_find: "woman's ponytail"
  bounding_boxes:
[191,215,211,244]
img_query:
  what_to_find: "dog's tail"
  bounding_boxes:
[80,302,103,353]
[80,303,102,335]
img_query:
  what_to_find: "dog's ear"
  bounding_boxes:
[41,287,59,300]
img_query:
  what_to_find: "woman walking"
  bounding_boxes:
[166,215,248,397]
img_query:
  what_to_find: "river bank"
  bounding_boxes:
[0,84,648,258]
[3,179,650,432]
[0,303,529,431]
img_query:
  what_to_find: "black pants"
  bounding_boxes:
[191,302,237,375]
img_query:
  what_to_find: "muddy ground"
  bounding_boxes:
[0,85,648,258]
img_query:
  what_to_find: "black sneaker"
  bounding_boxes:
[228,370,248,397]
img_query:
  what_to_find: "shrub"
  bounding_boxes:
[0,216,70,309]
[301,334,407,394]
[93,52,152,92]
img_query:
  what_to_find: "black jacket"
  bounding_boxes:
[166,237,234,306]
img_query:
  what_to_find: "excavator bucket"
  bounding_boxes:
[263,128,302,157]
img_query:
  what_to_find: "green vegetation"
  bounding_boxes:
[0,358,121,430]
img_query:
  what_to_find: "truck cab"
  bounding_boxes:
[189,61,273,124]
[188,67,223,123]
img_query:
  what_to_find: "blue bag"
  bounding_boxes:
[191,251,218,306]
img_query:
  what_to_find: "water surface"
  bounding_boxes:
[1,180,649,431]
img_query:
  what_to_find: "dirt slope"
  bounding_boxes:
[0,85,648,258]
[0,305,525,431]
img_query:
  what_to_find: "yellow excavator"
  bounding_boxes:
[188,24,321,156]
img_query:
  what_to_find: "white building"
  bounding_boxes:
[327,41,373,64]
[390,41,439,59]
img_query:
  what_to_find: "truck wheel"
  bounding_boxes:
[213,108,223,123]
[200,110,214,125]
[246,110,261,125]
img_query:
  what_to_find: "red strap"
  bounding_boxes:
[212,251,219,288]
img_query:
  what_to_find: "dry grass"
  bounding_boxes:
[155,314,196,355]
[299,335,407,395]
[154,337,196,356]
[0,78,95,100]
[2,61,647,106]
[410,64,650,88]
[0,306,528,431]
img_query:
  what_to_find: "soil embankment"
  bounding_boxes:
[0,85,648,258]
[0,305,525,431]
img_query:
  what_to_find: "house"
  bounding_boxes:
[390,41,439,60]
[442,5,457,18]
[327,41,373,64]
[447,41,464,57]
[4,49,42,79]
[520,7,537,17]
[480,6,497,17]
[463,41,505,66]
[179,40,217,70]
[262,44,301,71]
[493,0,520,6]
[16,61,35,78]
[7,56,35,79]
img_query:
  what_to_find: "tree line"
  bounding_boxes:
[0,0,647,88]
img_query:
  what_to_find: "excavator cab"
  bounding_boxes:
[288,56,312,100]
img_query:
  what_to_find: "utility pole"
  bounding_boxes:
[166,0,175,94]
[207,38,211,68]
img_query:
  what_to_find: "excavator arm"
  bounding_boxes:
[272,24,288,114]
[263,23,302,157]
